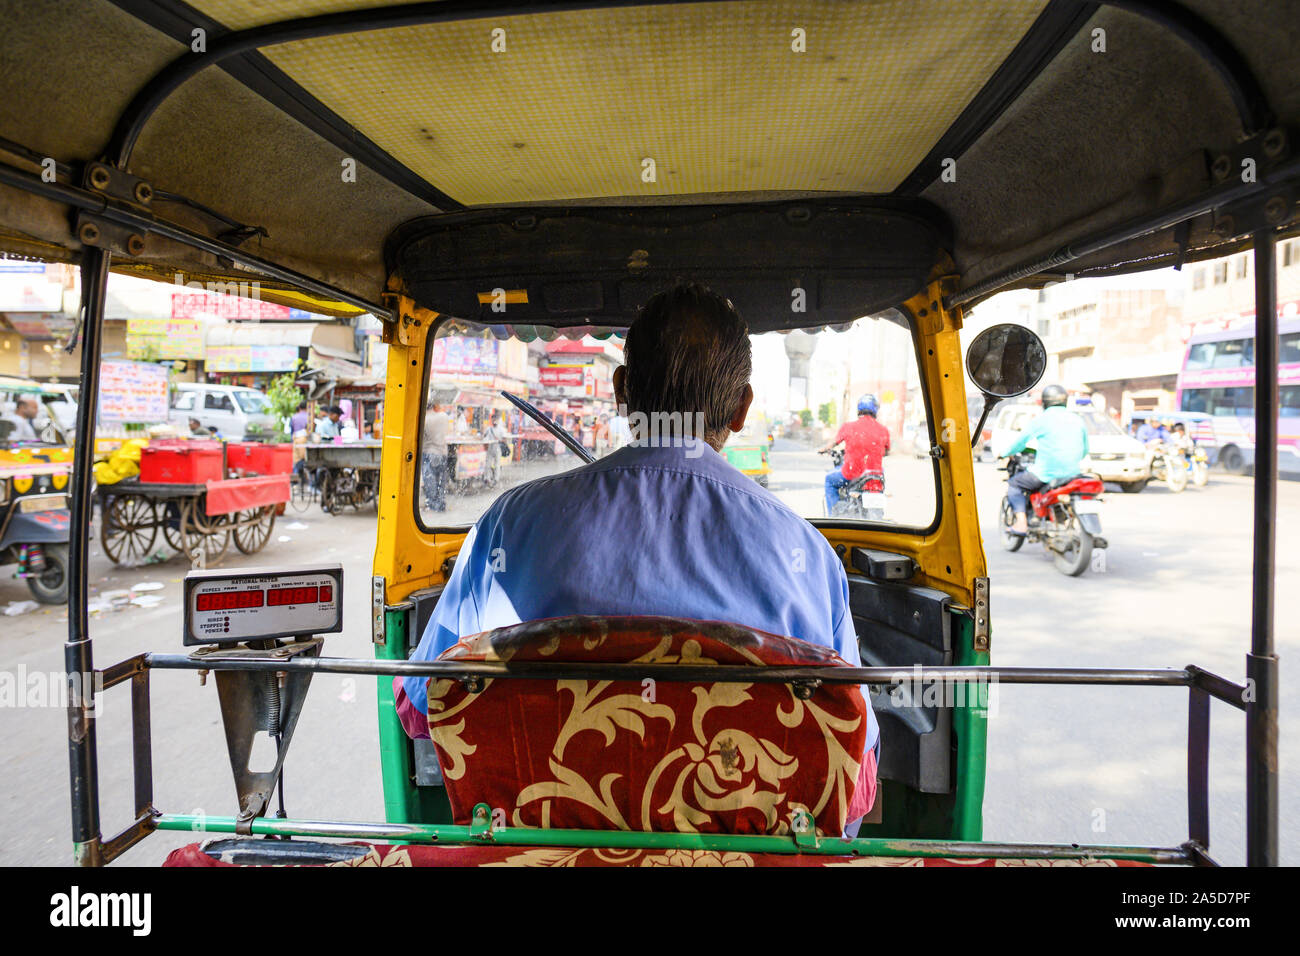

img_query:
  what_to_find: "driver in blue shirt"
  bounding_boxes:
[397,282,880,824]
[997,385,1089,535]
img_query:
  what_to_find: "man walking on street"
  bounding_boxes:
[423,401,449,512]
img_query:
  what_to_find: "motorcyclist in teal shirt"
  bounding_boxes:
[996,385,1089,535]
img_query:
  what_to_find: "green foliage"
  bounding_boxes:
[798,408,813,427]
[818,401,836,427]
[265,363,304,441]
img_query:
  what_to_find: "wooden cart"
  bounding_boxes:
[97,474,289,567]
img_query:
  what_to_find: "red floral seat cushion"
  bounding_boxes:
[426,615,868,837]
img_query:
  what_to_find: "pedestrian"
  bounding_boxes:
[482,411,505,486]
[423,401,449,512]
[290,400,309,434]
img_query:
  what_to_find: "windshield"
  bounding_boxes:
[417,315,936,530]
[233,391,269,414]
[1077,410,1126,437]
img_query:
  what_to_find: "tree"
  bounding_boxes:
[818,401,836,427]
[798,408,813,427]
[265,364,304,441]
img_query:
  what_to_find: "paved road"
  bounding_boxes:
[0,446,1293,864]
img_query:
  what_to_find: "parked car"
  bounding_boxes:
[169,383,277,441]
[991,401,1151,492]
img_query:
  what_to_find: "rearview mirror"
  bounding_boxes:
[965,323,1047,399]
[964,324,1048,450]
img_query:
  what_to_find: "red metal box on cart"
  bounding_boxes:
[139,441,224,484]
[226,442,293,476]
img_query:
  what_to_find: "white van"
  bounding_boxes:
[170,383,277,440]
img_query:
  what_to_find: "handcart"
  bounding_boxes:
[302,440,381,515]
[97,474,289,568]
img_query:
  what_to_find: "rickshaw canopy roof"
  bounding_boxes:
[1,0,1299,328]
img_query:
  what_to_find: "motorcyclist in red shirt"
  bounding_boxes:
[817,394,890,515]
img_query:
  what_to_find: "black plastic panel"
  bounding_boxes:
[387,199,949,334]
[849,575,953,793]
[404,584,447,788]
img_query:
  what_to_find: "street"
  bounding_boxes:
[0,442,1294,865]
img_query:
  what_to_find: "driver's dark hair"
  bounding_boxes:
[622,282,751,446]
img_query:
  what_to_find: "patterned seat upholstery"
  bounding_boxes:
[425,615,869,837]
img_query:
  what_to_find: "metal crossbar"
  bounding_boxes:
[78,653,1242,866]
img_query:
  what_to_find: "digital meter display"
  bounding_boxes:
[183,564,343,645]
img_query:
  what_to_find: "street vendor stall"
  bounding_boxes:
[428,385,516,489]
[301,439,380,514]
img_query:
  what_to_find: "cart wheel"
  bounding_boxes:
[320,471,341,515]
[233,506,275,554]
[290,472,315,513]
[162,500,187,553]
[101,494,158,566]
[178,500,231,568]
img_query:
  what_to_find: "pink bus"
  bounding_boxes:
[1174,317,1300,474]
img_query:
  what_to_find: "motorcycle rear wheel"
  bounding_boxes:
[1164,456,1189,492]
[1054,524,1093,577]
[999,498,1024,552]
[26,543,69,605]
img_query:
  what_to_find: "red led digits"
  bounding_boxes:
[267,585,319,606]
[198,580,334,612]
[196,589,264,612]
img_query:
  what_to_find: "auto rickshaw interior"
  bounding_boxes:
[0,0,1290,865]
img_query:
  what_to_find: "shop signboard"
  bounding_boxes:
[99,359,169,423]
[455,445,486,479]
[0,265,64,313]
[126,318,206,360]
[539,366,585,387]
[172,290,293,321]
[205,344,300,372]
[431,336,499,373]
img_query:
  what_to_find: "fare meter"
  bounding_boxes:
[183,564,344,646]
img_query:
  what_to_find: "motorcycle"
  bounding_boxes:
[999,453,1108,577]
[822,447,886,520]
[1147,441,1190,492]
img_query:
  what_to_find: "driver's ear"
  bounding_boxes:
[728,384,754,433]
[613,366,627,408]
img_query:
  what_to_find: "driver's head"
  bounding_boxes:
[614,282,753,452]
[15,396,38,419]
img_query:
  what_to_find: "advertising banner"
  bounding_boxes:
[172,291,292,321]
[539,366,585,387]
[99,360,170,423]
[126,318,206,360]
[431,336,499,373]
[205,344,300,372]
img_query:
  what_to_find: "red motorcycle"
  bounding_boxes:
[999,453,1108,577]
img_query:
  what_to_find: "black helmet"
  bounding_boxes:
[1041,385,1068,408]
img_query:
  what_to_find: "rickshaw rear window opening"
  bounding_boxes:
[414,312,938,534]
